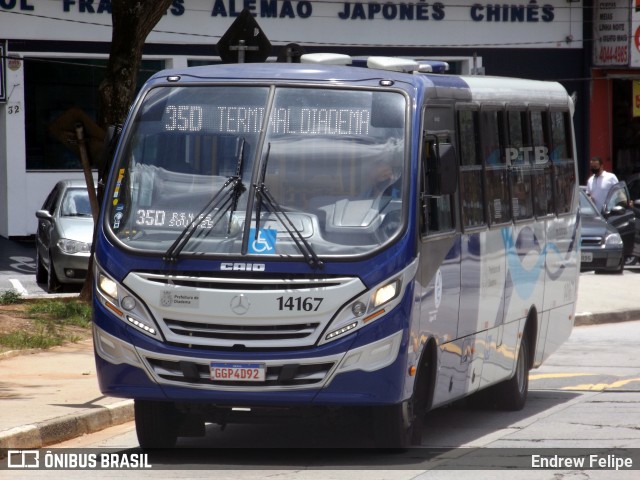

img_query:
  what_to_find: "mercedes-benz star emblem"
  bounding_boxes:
[230,294,250,315]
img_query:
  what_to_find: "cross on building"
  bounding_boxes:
[229,39,260,63]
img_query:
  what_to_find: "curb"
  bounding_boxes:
[575,310,640,326]
[0,400,133,450]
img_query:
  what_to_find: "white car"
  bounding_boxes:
[35,180,94,292]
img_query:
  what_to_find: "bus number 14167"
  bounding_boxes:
[277,297,323,312]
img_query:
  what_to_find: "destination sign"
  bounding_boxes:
[163,104,371,136]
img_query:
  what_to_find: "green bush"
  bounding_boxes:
[0,289,23,305]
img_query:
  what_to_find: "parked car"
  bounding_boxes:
[35,180,94,292]
[623,173,640,265]
[583,181,636,265]
[579,188,624,273]
[600,181,636,265]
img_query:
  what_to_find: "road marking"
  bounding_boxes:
[561,378,640,391]
[9,279,28,296]
[529,372,598,380]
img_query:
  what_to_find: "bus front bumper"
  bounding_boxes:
[93,323,409,406]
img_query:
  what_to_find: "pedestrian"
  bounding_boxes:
[586,156,618,210]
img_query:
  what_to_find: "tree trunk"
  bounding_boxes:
[80,0,173,302]
[98,0,173,127]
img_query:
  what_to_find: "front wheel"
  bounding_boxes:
[134,400,180,449]
[35,250,47,284]
[372,400,414,449]
[46,254,62,293]
[372,352,432,448]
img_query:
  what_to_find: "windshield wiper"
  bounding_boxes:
[251,143,323,269]
[164,139,246,261]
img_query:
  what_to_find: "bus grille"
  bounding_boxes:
[163,318,320,342]
[144,357,336,389]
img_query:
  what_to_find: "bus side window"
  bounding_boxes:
[458,109,486,229]
[421,137,455,235]
[550,111,575,215]
[480,109,511,225]
[508,109,534,221]
[531,110,554,217]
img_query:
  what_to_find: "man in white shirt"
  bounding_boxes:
[586,156,618,210]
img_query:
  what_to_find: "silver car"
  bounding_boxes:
[35,180,94,292]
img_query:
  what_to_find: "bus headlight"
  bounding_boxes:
[372,279,400,308]
[98,273,118,302]
[319,259,418,345]
[95,262,161,340]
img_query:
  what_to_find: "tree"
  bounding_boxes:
[98,0,173,127]
[79,0,173,301]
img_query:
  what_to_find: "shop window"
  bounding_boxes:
[24,58,164,170]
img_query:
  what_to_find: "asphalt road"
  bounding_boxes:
[31,320,639,480]
[0,236,83,297]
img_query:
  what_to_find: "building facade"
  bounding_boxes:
[1,0,586,238]
[591,0,640,184]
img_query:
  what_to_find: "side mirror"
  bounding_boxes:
[608,205,626,217]
[36,210,53,221]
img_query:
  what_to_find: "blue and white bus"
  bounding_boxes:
[93,55,580,448]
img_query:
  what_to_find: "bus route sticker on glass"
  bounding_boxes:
[210,363,266,382]
[248,228,277,254]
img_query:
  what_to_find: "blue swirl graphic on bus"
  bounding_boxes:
[502,227,545,300]
[501,220,579,299]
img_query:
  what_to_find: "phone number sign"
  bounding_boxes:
[593,0,629,67]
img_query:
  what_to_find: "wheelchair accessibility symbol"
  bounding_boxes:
[248,228,277,254]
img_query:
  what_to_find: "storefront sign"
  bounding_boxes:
[0,1,583,50]
[633,81,640,117]
[631,0,640,66]
[593,0,630,66]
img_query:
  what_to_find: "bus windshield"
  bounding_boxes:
[106,85,407,259]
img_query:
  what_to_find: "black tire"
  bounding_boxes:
[134,400,180,449]
[496,331,530,411]
[46,254,62,293]
[372,401,414,449]
[624,256,638,266]
[372,351,432,448]
[35,250,47,284]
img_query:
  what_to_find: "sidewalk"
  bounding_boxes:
[1,270,639,449]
